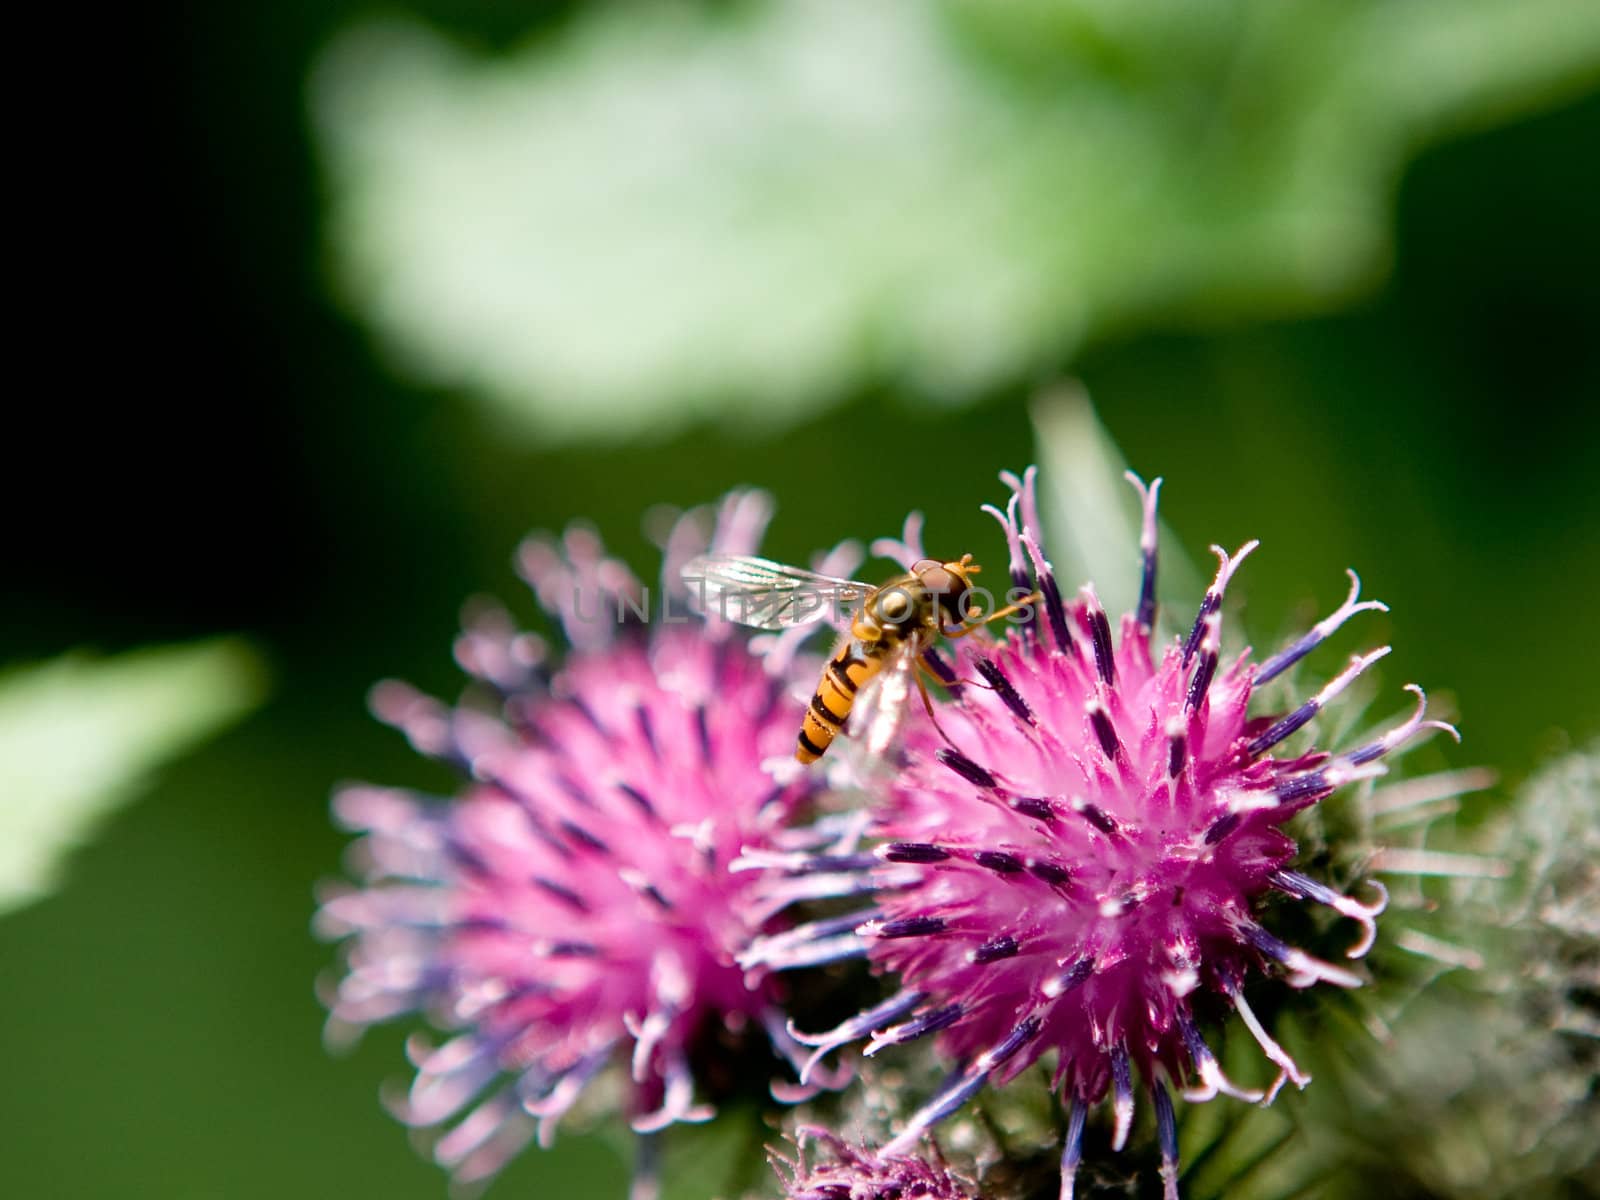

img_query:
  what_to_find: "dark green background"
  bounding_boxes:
[2,4,1595,1198]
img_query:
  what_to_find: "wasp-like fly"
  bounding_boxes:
[682,552,1036,763]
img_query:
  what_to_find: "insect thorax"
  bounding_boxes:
[854,576,941,646]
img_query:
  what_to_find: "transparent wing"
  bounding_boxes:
[680,554,872,632]
[847,642,922,760]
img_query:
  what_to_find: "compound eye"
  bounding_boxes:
[917,564,955,595]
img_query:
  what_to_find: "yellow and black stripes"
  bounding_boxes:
[797,639,883,763]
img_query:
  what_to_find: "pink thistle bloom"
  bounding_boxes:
[744,468,1458,1199]
[317,492,838,1190]
[771,1128,977,1200]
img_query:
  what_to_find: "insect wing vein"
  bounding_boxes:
[680,554,871,631]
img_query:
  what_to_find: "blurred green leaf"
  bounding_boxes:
[1031,384,1203,620]
[0,639,267,916]
[657,1108,771,1200]
[314,0,1600,442]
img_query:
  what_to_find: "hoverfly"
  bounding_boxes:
[682,552,1037,763]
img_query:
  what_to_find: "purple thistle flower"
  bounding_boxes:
[771,1127,977,1200]
[744,468,1458,1199]
[317,492,839,1190]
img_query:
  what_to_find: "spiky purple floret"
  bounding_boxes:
[317,493,833,1187]
[772,1128,976,1200]
[748,468,1457,1198]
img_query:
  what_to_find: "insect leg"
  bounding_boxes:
[913,659,963,751]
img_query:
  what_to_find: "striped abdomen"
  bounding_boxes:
[797,639,883,763]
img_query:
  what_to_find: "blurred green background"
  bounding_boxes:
[3,2,1597,1198]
